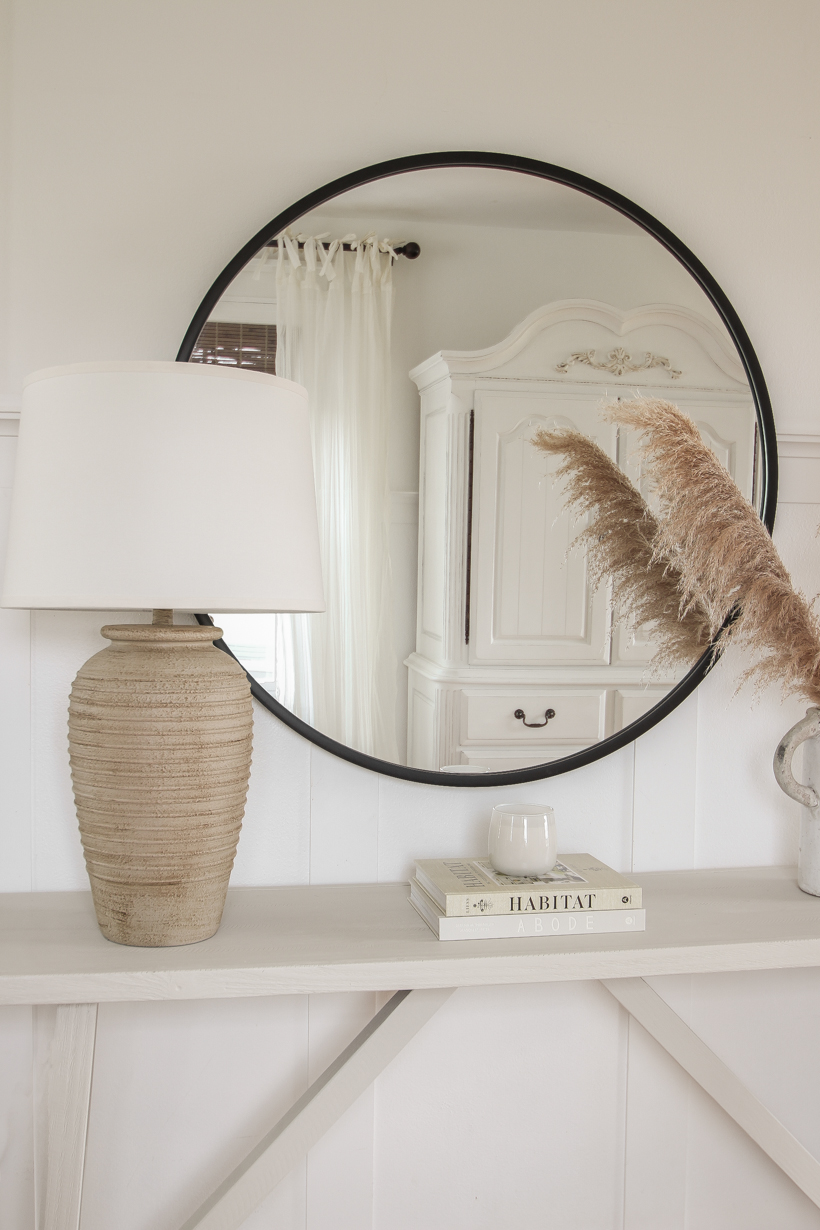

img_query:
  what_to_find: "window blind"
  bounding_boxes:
[190,321,277,375]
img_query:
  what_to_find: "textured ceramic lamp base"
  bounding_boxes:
[68,620,253,947]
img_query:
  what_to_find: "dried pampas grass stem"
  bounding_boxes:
[532,427,712,669]
[603,398,820,705]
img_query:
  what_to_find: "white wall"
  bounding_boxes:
[2,2,820,1227]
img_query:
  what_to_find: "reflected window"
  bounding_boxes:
[190,321,277,374]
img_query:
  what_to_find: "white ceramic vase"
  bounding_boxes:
[773,707,820,896]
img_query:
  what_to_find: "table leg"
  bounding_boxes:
[178,986,455,1230]
[40,1003,98,1230]
[602,977,820,1209]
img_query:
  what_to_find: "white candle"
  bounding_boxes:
[488,803,557,877]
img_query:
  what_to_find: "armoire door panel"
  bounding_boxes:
[617,397,754,503]
[471,391,614,664]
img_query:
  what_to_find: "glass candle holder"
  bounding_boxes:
[488,803,557,877]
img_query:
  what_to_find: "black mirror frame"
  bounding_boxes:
[178,150,777,787]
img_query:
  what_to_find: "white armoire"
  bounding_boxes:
[405,300,756,771]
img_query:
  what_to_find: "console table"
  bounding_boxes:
[4,865,820,1230]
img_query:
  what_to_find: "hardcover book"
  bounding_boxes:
[413,854,641,917]
[410,878,646,941]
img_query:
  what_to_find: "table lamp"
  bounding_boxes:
[1,361,324,947]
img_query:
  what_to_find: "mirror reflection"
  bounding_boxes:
[189,167,758,772]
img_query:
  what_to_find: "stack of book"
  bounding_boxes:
[410,854,644,941]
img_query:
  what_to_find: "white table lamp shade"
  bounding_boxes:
[1,361,325,613]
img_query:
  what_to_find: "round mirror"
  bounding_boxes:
[179,153,776,785]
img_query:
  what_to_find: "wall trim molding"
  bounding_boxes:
[778,433,820,458]
[1,401,815,494]
[0,394,21,435]
[777,432,820,503]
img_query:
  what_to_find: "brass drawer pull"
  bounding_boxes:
[514,708,556,728]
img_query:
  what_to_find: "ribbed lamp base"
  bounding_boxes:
[68,622,253,947]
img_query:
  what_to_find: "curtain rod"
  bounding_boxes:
[264,239,421,259]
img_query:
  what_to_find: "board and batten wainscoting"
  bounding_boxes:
[3,410,820,1227]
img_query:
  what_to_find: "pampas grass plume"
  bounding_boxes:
[532,426,712,669]
[603,398,820,705]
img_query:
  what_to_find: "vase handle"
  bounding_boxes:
[774,708,820,809]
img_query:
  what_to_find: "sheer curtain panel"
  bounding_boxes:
[272,232,398,761]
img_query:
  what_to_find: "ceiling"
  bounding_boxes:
[298,166,644,235]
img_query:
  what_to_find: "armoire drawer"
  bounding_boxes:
[461,691,606,743]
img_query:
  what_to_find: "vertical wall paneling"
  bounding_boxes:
[694,650,802,870]
[309,748,379,885]
[373,982,629,1230]
[0,0,11,401]
[231,699,312,888]
[80,997,311,1230]
[0,1006,35,1230]
[305,993,380,1230]
[632,691,698,872]
[0,427,32,892]
[622,1011,691,1230]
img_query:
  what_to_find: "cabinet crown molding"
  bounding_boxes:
[409,299,748,391]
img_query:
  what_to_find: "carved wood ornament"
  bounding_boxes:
[556,347,682,379]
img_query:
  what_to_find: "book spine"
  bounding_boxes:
[435,908,645,941]
[445,910,644,934]
[410,895,646,941]
[442,887,641,917]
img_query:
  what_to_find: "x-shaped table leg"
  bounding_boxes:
[178,987,455,1230]
[43,979,820,1228]
[601,977,820,1208]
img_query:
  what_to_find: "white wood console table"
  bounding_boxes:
[4,865,820,1230]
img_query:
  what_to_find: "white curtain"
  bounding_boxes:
[271,231,398,761]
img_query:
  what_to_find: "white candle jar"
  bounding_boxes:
[488,803,557,878]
